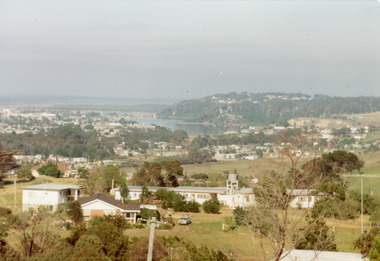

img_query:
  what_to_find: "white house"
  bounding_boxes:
[288,189,325,209]
[78,193,142,223]
[242,155,259,160]
[214,153,236,160]
[73,157,87,163]
[21,184,83,212]
[111,174,255,209]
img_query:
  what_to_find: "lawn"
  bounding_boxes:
[124,208,272,260]
[122,208,366,260]
[358,151,380,174]
[182,158,288,178]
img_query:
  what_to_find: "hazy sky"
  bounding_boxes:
[1,1,379,101]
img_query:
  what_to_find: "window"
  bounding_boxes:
[299,197,307,202]
[28,191,37,198]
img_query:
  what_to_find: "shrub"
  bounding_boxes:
[202,196,220,214]
[370,208,380,225]
[233,206,247,226]
[354,227,380,258]
[134,220,145,229]
[154,188,168,200]
[139,208,159,220]
[223,216,237,232]
[67,201,83,224]
[312,198,357,220]
[185,201,201,213]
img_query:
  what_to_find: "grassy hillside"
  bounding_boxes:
[182,158,289,178]
[358,151,380,174]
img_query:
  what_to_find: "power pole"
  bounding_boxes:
[341,173,380,234]
[147,217,156,261]
[144,217,166,261]
[361,174,364,234]
[14,175,16,208]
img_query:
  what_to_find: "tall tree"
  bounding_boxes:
[102,165,126,190]
[293,213,337,251]
[16,165,34,181]
[132,161,183,187]
[243,130,327,261]
[0,150,19,188]
[67,201,83,225]
[37,163,61,178]
[161,160,183,187]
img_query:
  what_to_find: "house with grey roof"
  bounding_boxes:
[78,193,142,223]
[287,189,328,209]
[21,184,83,212]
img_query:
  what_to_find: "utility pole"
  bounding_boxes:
[147,217,156,261]
[361,174,364,234]
[14,175,16,208]
[144,217,166,261]
[341,173,380,234]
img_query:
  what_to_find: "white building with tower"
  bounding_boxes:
[111,174,254,208]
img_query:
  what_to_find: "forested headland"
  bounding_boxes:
[159,92,380,125]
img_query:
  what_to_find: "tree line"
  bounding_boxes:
[0,125,116,161]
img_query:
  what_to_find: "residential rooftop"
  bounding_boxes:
[21,184,83,191]
[79,193,140,211]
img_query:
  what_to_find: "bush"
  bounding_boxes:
[202,196,221,214]
[223,216,237,232]
[134,220,145,229]
[155,189,200,213]
[349,190,380,215]
[139,208,159,220]
[354,227,380,258]
[157,223,173,230]
[154,188,168,200]
[370,236,380,260]
[312,198,357,220]
[371,208,380,225]
[63,222,72,231]
[185,201,201,213]
[67,201,83,224]
[233,206,247,226]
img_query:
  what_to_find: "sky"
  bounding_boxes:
[0,0,379,101]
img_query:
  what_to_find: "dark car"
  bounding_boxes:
[178,215,191,225]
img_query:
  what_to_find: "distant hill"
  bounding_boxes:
[158,92,380,125]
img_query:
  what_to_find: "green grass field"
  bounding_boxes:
[182,158,287,178]
[122,208,365,260]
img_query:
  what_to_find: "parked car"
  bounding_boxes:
[178,215,191,225]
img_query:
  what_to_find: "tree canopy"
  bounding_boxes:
[0,150,19,187]
[132,160,183,187]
